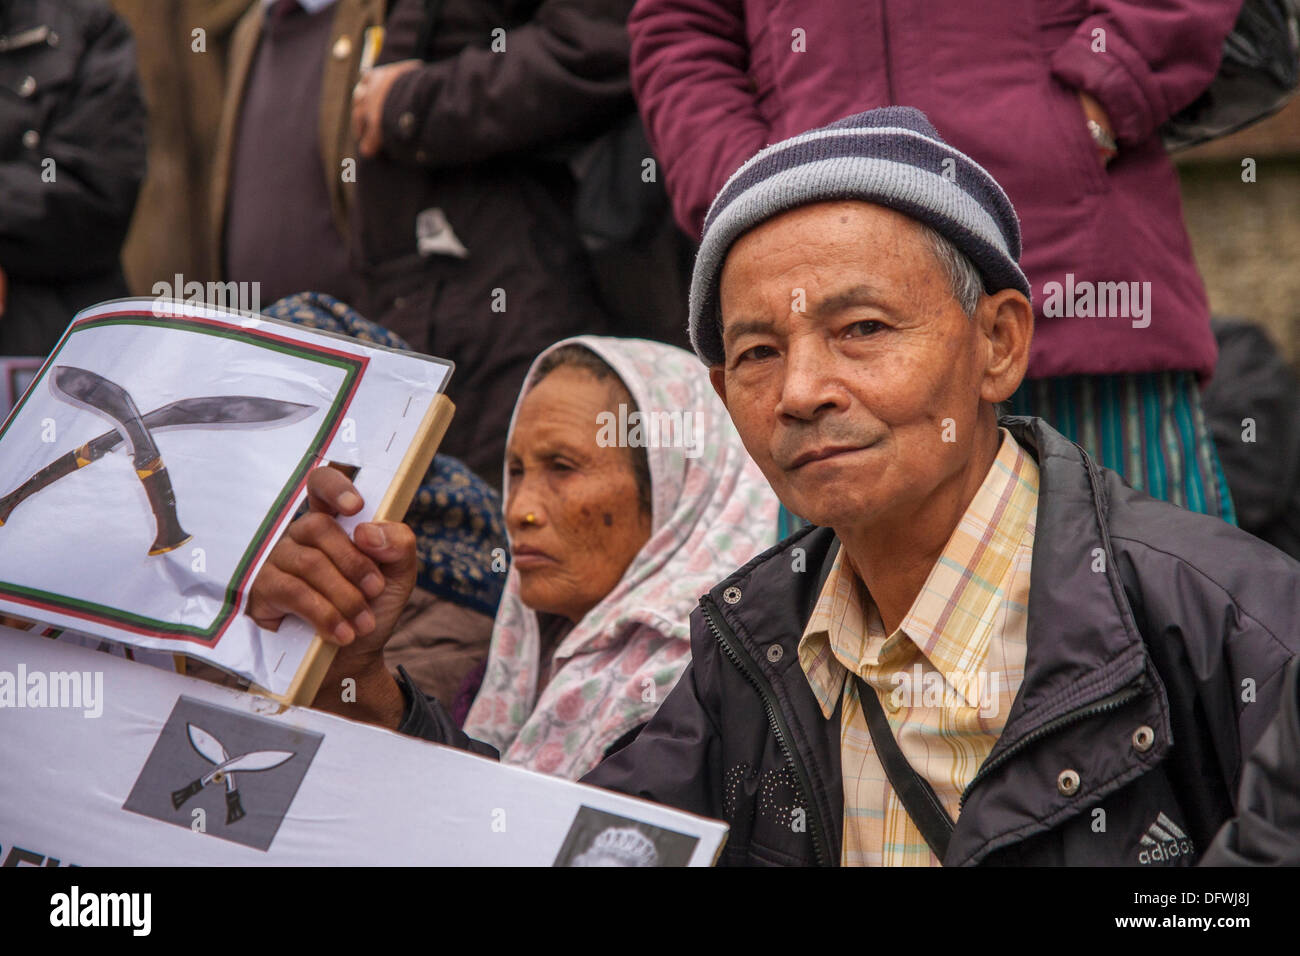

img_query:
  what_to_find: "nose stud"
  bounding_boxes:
[524,512,537,525]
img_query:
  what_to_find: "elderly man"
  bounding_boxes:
[252,107,1300,866]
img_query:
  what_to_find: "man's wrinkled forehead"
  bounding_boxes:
[712,202,927,344]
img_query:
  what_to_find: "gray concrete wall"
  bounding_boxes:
[1176,99,1300,367]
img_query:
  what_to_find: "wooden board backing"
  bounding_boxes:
[253,393,455,707]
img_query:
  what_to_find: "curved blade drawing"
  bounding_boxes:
[0,395,315,525]
[215,749,294,776]
[186,723,228,766]
[50,366,191,555]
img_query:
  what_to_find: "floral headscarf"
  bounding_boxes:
[463,336,780,778]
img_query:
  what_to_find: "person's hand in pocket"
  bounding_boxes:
[351,59,422,158]
[1077,91,1117,166]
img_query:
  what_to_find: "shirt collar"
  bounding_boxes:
[901,428,1037,690]
[797,546,853,718]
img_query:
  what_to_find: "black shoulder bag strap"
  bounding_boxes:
[853,674,956,862]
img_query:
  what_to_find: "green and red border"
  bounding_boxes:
[0,310,367,646]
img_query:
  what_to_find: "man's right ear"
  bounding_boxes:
[977,289,1033,406]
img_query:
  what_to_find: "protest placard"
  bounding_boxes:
[0,626,728,865]
[0,298,453,701]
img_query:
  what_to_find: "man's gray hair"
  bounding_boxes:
[918,221,983,317]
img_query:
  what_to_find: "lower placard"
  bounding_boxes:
[0,626,727,865]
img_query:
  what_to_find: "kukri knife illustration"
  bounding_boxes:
[0,395,314,525]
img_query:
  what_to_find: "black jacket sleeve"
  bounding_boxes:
[0,3,146,282]
[394,666,500,759]
[379,0,635,170]
[1201,319,1300,560]
[580,610,724,818]
[1200,654,1300,865]
[392,605,725,819]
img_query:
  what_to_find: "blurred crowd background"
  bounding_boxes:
[100,0,1300,357]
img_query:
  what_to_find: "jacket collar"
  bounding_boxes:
[984,418,1152,746]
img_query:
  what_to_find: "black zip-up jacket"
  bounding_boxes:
[399,417,1300,865]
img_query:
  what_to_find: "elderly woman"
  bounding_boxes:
[248,335,779,778]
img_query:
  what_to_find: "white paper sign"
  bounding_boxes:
[0,299,451,695]
[0,627,728,865]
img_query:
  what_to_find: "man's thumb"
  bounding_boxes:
[354,522,417,579]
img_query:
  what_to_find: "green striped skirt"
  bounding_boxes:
[1004,371,1236,524]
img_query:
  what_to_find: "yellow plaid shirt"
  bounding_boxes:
[798,428,1039,866]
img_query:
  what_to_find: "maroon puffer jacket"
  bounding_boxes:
[628,0,1243,380]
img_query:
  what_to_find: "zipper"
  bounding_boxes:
[959,674,1147,810]
[703,596,833,867]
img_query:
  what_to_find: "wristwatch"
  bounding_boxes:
[1086,118,1118,160]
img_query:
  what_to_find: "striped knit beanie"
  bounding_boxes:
[688,106,1030,365]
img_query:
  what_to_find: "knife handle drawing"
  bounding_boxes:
[138,460,193,555]
[0,443,96,526]
[171,778,205,809]
[225,789,246,825]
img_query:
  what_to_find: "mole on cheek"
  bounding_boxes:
[602,512,614,527]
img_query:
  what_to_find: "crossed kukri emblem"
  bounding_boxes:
[0,366,315,555]
[171,722,294,825]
